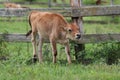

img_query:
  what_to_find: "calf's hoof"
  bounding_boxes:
[32,55,38,63]
[32,57,38,63]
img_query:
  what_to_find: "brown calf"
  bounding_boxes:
[96,0,107,5]
[4,2,22,8]
[26,11,81,64]
[4,2,29,8]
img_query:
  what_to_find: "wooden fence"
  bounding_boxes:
[0,5,120,17]
[0,33,120,43]
[0,5,120,43]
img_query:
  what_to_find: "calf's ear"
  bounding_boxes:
[73,22,78,25]
[63,27,68,31]
[63,24,70,31]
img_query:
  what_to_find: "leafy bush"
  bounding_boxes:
[25,0,35,2]
[73,42,120,65]
[82,0,96,5]
[91,42,120,64]
[0,32,9,61]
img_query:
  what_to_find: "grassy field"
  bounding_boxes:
[0,18,120,34]
[0,42,120,80]
[0,0,120,80]
[0,61,120,80]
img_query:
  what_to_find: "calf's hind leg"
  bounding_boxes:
[31,32,37,63]
[38,38,43,63]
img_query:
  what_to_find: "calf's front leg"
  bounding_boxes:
[65,42,71,64]
[50,37,57,63]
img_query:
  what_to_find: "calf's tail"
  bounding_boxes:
[26,12,32,37]
[26,30,32,37]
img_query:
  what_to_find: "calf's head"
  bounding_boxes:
[66,23,81,40]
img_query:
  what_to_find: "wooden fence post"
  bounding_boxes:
[111,0,115,21]
[48,0,51,8]
[70,0,85,61]
[111,0,114,5]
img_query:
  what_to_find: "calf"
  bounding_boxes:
[26,11,81,64]
[96,0,107,5]
[4,2,28,8]
[4,2,22,8]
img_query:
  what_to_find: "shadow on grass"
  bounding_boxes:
[25,57,93,66]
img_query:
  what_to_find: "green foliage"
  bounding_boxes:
[0,60,120,80]
[0,38,119,80]
[94,42,120,64]
[0,21,29,33]
[100,42,120,64]
[25,0,35,2]
[82,0,96,5]
[109,16,120,23]
[0,31,9,61]
[75,42,120,65]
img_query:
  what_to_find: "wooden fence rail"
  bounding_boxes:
[0,1,70,7]
[0,5,120,17]
[0,33,120,44]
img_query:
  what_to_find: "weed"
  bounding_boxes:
[0,31,9,61]
[76,42,120,65]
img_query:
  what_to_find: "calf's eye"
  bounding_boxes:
[68,29,72,32]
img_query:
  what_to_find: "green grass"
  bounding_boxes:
[0,41,119,80]
[0,17,120,34]
[0,60,120,80]
[0,19,29,33]
[0,42,120,80]
[84,22,120,34]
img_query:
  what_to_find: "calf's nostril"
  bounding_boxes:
[76,34,81,39]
